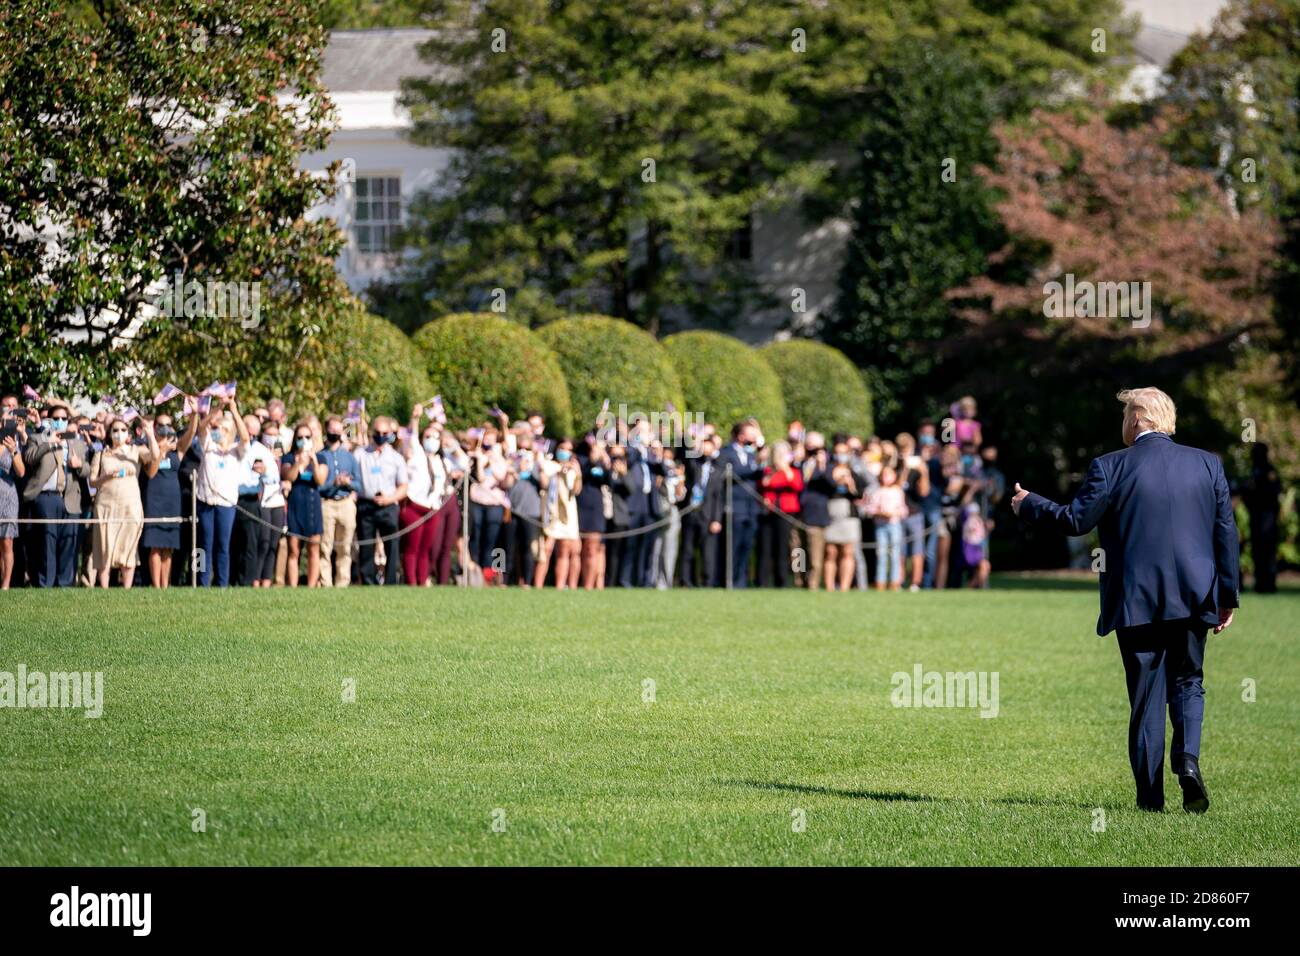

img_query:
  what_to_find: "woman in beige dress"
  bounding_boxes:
[90,417,158,589]
[534,439,582,589]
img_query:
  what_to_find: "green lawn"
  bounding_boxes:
[1,581,1296,866]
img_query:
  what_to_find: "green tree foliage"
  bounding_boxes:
[411,312,572,435]
[663,331,785,439]
[758,340,872,438]
[535,315,684,430]
[383,0,1127,335]
[312,309,432,422]
[0,0,352,403]
[822,44,1003,431]
[1163,0,1300,395]
[949,105,1277,500]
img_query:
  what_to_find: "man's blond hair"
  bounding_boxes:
[1117,387,1177,436]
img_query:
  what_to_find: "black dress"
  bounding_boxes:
[141,450,182,549]
[576,454,609,534]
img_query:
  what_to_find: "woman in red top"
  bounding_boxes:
[758,441,804,587]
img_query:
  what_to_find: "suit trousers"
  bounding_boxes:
[1116,617,1208,807]
[357,500,400,585]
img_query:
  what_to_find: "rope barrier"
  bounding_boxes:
[730,474,944,549]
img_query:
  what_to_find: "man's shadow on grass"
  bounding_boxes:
[729,779,1119,810]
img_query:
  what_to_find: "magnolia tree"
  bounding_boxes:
[0,0,352,402]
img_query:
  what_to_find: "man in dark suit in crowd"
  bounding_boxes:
[1013,387,1239,813]
[708,420,764,588]
[21,402,92,587]
[678,435,718,587]
[618,428,665,587]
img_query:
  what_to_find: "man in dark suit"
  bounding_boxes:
[708,420,764,588]
[21,402,93,587]
[678,436,718,587]
[618,431,665,587]
[1012,387,1239,814]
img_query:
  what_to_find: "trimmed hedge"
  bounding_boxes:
[535,315,685,431]
[662,330,786,438]
[758,339,873,438]
[412,312,573,435]
[310,309,433,423]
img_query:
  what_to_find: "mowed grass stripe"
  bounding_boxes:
[1,584,1296,865]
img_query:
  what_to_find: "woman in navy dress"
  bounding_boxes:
[141,413,196,588]
[576,434,611,589]
[281,422,327,587]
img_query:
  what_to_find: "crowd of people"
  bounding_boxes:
[0,389,1006,591]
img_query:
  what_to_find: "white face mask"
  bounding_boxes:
[423,437,438,453]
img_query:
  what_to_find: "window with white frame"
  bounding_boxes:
[353,176,402,253]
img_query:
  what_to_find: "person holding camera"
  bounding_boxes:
[141,411,197,588]
[90,416,159,589]
[22,402,92,587]
[0,404,26,589]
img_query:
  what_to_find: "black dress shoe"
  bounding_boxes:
[1178,759,1210,814]
[1137,800,1164,812]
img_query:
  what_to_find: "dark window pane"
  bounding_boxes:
[388,200,401,222]
[356,225,371,250]
[356,179,369,197]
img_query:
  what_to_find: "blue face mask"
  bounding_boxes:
[743,443,756,453]
[555,450,571,462]
[834,453,850,464]
[590,466,604,476]
[49,419,68,433]
[519,470,533,481]
[296,438,311,451]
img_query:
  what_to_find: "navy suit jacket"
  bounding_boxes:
[712,443,764,519]
[1018,432,1240,636]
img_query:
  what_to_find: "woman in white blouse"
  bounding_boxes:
[400,411,450,586]
[193,397,250,587]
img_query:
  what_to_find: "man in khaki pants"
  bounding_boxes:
[318,415,360,586]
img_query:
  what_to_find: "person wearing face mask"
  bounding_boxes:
[234,414,276,587]
[194,397,251,587]
[89,416,158,589]
[535,438,582,588]
[399,406,449,587]
[709,420,765,588]
[798,433,833,590]
[678,435,716,588]
[0,414,25,590]
[355,416,409,585]
[433,431,468,585]
[316,414,360,587]
[281,421,328,587]
[22,402,93,587]
[506,447,542,586]
[468,426,510,584]
[576,434,611,590]
[823,440,861,591]
[141,412,198,588]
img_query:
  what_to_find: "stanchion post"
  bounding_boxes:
[461,470,470,588]
[724,463,733,591]
[190,481,198,588]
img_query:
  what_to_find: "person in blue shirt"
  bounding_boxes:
[317,415,361,587]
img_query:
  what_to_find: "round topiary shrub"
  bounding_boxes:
[535,315,685,431]
[304,308,433,423]
[411,312,573,435]
[758,339,873,438]
[662,330,786,439]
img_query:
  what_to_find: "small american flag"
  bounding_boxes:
[152,383,183,405]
